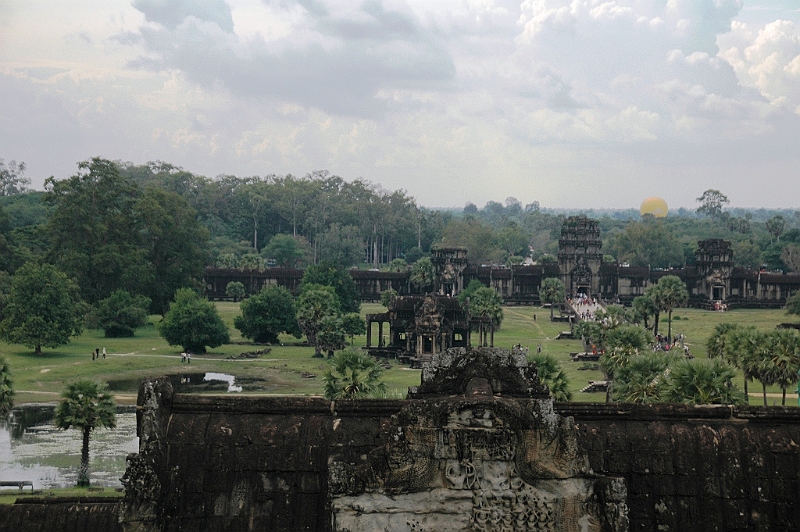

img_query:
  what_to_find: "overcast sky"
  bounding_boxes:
[2,1,799,210]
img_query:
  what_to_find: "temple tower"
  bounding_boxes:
[558,215,603,296]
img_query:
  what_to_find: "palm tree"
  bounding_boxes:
[539,277,565,321]
[651,275,689,342]
[664,358,746,405]
[529,352,571,401]
[766,329,800,405]
[470,286,504,330]
[323,350,387,399]
[0,357,13,416]
[54,380,117,487]
[706,323,738,360]
[631,295,657,330]
[613,352,676,404]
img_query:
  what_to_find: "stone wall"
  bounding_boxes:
[560,403,800,531]
[119,377,800,532]
[0,497,122,532]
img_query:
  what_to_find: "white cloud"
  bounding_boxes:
[1,0,800,209]
[719,19,800,112]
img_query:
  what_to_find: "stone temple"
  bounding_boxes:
[204,215,800,309]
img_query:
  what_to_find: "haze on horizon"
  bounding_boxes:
[2,0,799,211]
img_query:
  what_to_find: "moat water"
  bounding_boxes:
[0,405,138,490]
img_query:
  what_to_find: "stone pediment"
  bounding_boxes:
[329,347,628,531]
[408,347,549,399]
[329,397,627,531]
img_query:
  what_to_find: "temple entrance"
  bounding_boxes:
[712,285,725,300]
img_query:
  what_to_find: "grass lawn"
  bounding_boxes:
[0,486,123,505]
[0,302,797,406]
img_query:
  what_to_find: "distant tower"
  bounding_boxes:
[558,216,602,296]
[430,246,469,296]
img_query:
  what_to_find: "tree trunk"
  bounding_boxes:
[782,387,786,406]
[79,426,91,486]
[653,313,660,336]
[743,376,748,399]
[667,309,672,343]
[35,345,42,355]
[762,383,767,406]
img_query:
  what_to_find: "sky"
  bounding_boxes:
[1,1,799,210]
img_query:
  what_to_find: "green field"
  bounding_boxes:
[0,303,797,406]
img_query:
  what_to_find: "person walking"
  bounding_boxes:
[102,348,106,360]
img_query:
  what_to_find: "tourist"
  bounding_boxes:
[187,352,191,364]
[537,343,542,354]
[181,352,187,363]
[92,350,95,361]
[102,347,106,360]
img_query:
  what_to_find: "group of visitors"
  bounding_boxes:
[91,347,106,361]
[181,352,191,363]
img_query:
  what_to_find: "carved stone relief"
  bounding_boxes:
[330,399,627,532]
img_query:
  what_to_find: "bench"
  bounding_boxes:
[0,480,34,492]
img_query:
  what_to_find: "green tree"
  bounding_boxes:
[316,315,347,357]
[0,263,86,354]
[529,352,571,401]
[380,288,398,308]
[296,287,340,357]
[605,220,683,268]
[301,261,360,314]
[0,357,13,416]
[92,289,151,338]
[54,380,117,486]
[696,189,729,219]
[786,291,800,318]
[781,244,800,273]
[732,240,762,270]
[323,349,387,399]
[766,215,786,243]
[262,233,308,268]
[157,288,230,353]
[316,223,364,269]
[0,159,30,196]
[664,358,746,405]
[234,285,301,344]
[225,281,246,302]
[409,257,436,293]
[133,187,209,314]
[539,277,565,321]
[45,158,146,305]
[341,313,365,345]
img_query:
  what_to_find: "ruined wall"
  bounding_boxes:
[561,403,800,531]
[0,498,122,532]
[120,377,800,532]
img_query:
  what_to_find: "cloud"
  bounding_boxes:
[127,0,456,117]
[132,0,235,32]
[718,19,800,112]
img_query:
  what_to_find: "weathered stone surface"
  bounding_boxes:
[0,498,122,532]
[329,396,626,531]
[408,347,549,399]
[113,368,800,532]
